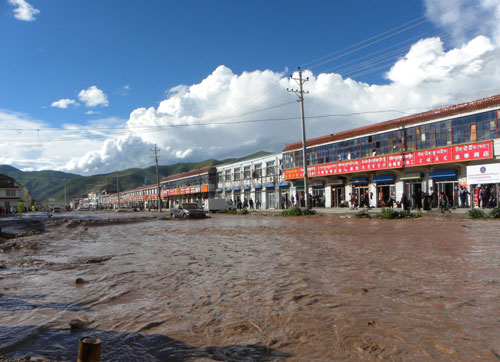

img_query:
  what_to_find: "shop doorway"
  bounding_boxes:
[331,187,345,207]
[312,187,325,207]
[266,190,276,209]
[254,190,262,209]
[376,185,396,207]
[404,181,422,209]
[353,186,369,207]
[279,187,290,209]
[436,181,458,207]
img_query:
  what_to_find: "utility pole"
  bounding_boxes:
[152,144,162,212]
[64,179,67,208]
[287,66,310,209]
[115,170,121,209]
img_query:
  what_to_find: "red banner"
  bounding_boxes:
[162,184,209,196]
[453,142,492,161]
[285,141,493,180]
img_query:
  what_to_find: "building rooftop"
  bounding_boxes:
[161,166,214,182]
[283,93,500,152]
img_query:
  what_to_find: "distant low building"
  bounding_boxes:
[0,174,32,212]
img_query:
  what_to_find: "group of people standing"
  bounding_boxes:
[475,184,497,209]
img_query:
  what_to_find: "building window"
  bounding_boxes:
[266,161,275,176]
[6,190,16,197]
[253,164,262,178]
[243,166,250,179]
[233,168,241,181]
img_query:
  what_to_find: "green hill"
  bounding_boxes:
[0,151,271,203]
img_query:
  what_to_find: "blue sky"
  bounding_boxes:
[1,0,500,174]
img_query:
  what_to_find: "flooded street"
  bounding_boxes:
[0,212,499,361]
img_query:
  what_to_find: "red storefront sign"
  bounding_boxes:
[285,141,493,180]
[453,142,492,161]
[163,184,209,196]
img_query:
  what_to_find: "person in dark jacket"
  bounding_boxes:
[401,193,408,210]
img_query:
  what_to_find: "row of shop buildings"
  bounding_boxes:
[0,174,33,213]
[101,93,500,210]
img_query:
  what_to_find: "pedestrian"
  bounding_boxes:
[256,199,261,209]
[291,195,295,207]
[249,198,254,209]
[439,192,451,213]
[401,193,408,211]
[459,186,469,208]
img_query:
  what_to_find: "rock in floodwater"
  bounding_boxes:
[75,278,85,285]
[85,256,112,264]
[361,288,369,295]
[70,319,86,330]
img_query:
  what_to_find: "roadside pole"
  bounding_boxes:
[152,144,162,212]
[287,67,310,209]
[115,170,121,209]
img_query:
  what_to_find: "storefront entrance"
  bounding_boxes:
[404,181,422,209]
[436,181,458,207]
[312,187,325,208]
[353,186,369,207]
[254,189,262,209]
[266,189,276,209]
[331,187,345,207]
[376,185,396,207]
[279,187,290,209]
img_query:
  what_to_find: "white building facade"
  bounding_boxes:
[215,153,291,209]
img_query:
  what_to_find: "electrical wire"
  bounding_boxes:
[0,109,412,144]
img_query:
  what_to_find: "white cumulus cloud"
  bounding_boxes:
[78,86,109,107]
[51,98,78,109]
[4,0,500,176]
[424,0,500,46]
[8,0,39,21]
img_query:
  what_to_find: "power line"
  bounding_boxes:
[0,109,413,144]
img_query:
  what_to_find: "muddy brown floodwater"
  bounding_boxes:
[0,212,499,361]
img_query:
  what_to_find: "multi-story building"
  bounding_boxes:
[215,153,290,209]
[101,184,160,210]
[283,94,500,209]
[0,174,31,212]
[160,166,216,206]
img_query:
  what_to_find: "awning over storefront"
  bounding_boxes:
[430,170,457,180]
[349,177,368,185]
[216,188,222,192]
[253,185,262,189]
[373,175,394,184]
[400,173,422,180]
[312,185,324,189]
[264,184,275,189]
[243,186,250,190]
[224,188,231,192]
[278,182,289,187]
[232,187,240,191]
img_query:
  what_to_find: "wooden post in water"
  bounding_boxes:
[77,337,101,362]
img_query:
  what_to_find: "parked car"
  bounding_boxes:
[170,202,207,219]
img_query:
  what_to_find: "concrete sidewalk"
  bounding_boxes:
[248,206,472,215]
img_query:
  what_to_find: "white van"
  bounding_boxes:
[204,199,236,211]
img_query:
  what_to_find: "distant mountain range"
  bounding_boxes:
[0,151,270,203]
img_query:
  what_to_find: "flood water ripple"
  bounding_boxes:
[0,212,499,361]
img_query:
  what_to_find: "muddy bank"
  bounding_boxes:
[0,213,499,361]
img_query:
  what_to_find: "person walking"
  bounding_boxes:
[439,192,451,213]
[459,186,469,208]
[249,198,254,210]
